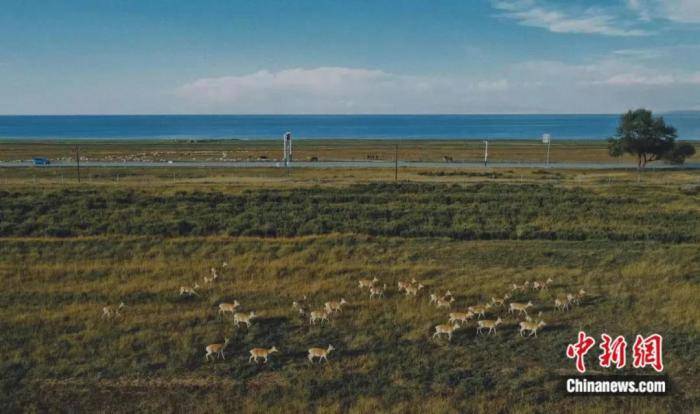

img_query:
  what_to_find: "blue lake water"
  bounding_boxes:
[0,114,699,140]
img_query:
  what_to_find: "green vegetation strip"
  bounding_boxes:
[1,182,697,241]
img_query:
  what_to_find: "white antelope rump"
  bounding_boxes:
[179,283,200,296]
[218,301,240,316]
[309,309,330,325]
[358,277,379,289]
[554,298,570,311]
[433,323,460,341]
[404,283,424,297]
[519,320,546,337]
[369,284,387,299]
[448,311,474,325]
[509,301,533,316]
[468,303,492,319]
[233,311,257,328]
[324,299,348,313]
[205,338,230,362]
[308,345,335,363]
[249,346,279,364]
[477,318,503,335]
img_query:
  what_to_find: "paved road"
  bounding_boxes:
[2,160,699,170]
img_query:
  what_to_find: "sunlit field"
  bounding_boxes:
[1,166,699,412]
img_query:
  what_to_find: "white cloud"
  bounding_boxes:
[175,60,700,114]
[177,67,512,114]
[491,0,650,36]
[626,0,700,23]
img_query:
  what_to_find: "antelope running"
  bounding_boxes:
[205,337,230,362]
[309,309,330,325]
[477,318,503,335]
[358,277,379,289]
[554,297,570,311]
[433,323,460,341]
[448,311,474,324]
[308,344,335,363]
[519,320,546,337]
[204,267,219,284]
[325,298,348,313]
[179,283,200,296]
[509,301,533,316]
[233,311,257,328]
[218,301,240,316]
[435,296,454,309]
[491,294,511,307]
[397,278,418,293]
[369,284,387,299]
[468,303,492,319]
[249,346,279,364]
[404,283,424,297]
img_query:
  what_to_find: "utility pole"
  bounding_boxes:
[394,144,398,181]
[76,145,81,183]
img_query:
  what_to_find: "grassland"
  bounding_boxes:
[1,165,699,413]
[6,138,696,164]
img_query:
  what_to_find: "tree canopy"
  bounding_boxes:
[607,109,695,168]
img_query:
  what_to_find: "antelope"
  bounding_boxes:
[179,283,200,296]
[205,337,230,362]
[204,267,219,284]
[233,311,256,328]
[491,294,510,307]
[509,301,533,316]
[102,306,112,319]
[404,283,424,297]
[448,311,474,325]
[477,318,503,335]
[308,344,335,363]
[397,278,417,293]
[325,298,348,313]
[369,284,387,299]
[443,290,454,301]
[573,289,586,305]
[429,293,439,305]
[436,296,454,309]
[433,323,460,341]
[218,301,240,316]
[532,281,545,290]
[249,346,279,364]
[309,309,330,325]
[554,297,570,311]
[468,303,492,319]
[292,300,307,316]
[545,277,554,286]
[358,277,379,289]
[519,320,546,337]
[114,302,125,318]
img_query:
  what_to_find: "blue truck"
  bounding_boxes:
[32,157,50,165]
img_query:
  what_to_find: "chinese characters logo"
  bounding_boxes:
[566,331,663,373]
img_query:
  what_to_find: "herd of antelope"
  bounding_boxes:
[103,263,589,366]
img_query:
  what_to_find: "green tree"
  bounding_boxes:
[607,109,694,168]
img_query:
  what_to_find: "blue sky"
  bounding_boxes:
[1,0,699,114]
